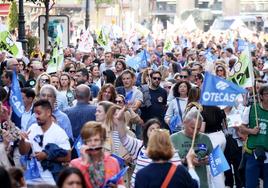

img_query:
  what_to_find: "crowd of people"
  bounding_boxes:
[0,28,268,188]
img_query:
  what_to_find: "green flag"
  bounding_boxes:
[0,30,19,57]
[228,46,253,88]
[163,37,174,53]
[97,28,108,47]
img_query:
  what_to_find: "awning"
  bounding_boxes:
[0,3,10,17]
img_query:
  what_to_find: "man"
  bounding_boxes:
[26,84,73,140]
[20,87,36,131]
[116,69,143,112]
[64,84,96,140]
[19,99,71,185]
[240,85,268,188]
[171,108,213,188]
[1,70,12,93]
[6,58,26,86]
[75,68,99,98]
[25,61,44,88]
[140,71,168,129]
[99,51,115,73]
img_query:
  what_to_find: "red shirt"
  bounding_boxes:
[70,153,124,188]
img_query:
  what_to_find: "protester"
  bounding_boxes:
[70,121,124,188]
[135,129,199,188]
[57,167,87,188]
[19,99,71,185]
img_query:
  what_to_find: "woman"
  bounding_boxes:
[35,72,51,98]
[96,84,116,103]
[165,81,191,132]
[70,121,124,188]
[215,65,227,78]
[194,73,204,88]
[135,129,199,188]
[90,65,101,88]
[59,73,75,107]
[103,69,116,85]
[57,167,86,188]
[95,101,114,123]
[114,113,181,188]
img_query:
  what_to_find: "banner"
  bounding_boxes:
[47,24,64,74]
[200,72,246,106]
[209,145,230,177]
[9,70,25,117]
[77,28,94,53]
[0,30,19,57]
[228,45,254,88]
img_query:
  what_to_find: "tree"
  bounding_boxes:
[7,1,18,31]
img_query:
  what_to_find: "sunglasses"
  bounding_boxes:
[152,77,161,81]
[216,69,224,72]
[40,79,50,84]
[85,146,103,152]
[180,75,188,78]
[164,86,172,89]
[69,70,76,73]
[34,134,44,147]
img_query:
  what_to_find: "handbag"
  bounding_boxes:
[161,164,177,188]
[169,98,183,133]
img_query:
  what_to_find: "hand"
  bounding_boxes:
[80,145,89,164]
[2,129,12,146]
[35,151,47,161]
[113,106,126,127]
[186,148,197,168]
[250,126,260,135]
[20,130,31,142]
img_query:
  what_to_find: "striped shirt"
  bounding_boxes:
[121,135,181,188]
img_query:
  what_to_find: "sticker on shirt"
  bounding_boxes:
[139,150,148,159]
[158,96,163,103]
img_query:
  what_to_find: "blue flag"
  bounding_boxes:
[237,39,247,52]
[209,145,230,177]
[126,50,150,71]
[9,70,24,117]
[104,166,129,187]
[111,154,125,168]
[200,72,246,106]
[73,135,82,157]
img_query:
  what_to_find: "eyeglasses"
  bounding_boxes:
[180,75,188,78]
[69,70,76,73]
[152,77,161,81]
[34,134,44,147]
[115,100,124,104]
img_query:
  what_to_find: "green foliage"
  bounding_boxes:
[7,1,18,31]
[95,0,114,6]
[27,35,39,55]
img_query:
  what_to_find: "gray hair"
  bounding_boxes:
[183,107,203,123]
[6,58,18,69]
[40,84,58,98]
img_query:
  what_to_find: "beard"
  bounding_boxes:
[36,120,45,126]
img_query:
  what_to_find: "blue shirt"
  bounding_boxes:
[26,108,74,140]
[64,102,96,139]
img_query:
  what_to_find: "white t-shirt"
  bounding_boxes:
[27,122,71,185]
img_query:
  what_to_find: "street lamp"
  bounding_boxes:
[85,0,90,29]
[18,0,27,52]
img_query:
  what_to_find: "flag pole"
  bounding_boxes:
[247,44,259,128]
[190,107,201,149]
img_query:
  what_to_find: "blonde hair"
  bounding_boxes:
[147,129,174,161]
[81,121,106,143]
[35,72,51,97]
